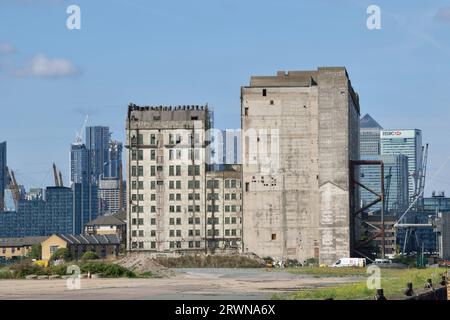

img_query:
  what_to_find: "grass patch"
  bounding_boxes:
[155,255,263,268]
[286,267,448,300]
[286,267,368,277]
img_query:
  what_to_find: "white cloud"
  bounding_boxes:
[16,54,79,77]
[0,43,16,55]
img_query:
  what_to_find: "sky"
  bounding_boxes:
[1,0,450,196]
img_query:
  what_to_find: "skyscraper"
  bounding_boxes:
[105,140,123,179]
[359,154,409,213]
[381,129,423,201]
[86,126,110,184]
[72,182,98,234]
[360,114,382,156]
[0,141,6,212]
[70,143,90,184]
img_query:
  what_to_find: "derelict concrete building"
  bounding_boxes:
[241,67,360,265]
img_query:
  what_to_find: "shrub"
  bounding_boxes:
[81,262,135,278]
[0,270,15,279]
[10,261,48,278]
[50,248,71,262]
[27,244,42,260]
[49,264,69,276]
[81,251,99,261]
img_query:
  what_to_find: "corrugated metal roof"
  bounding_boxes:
[57,234,120,245]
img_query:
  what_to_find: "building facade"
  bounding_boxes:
[359,154,409,214]
[241,67,360,264]
[360,114,382,156]
[126,104,239,253]
[72,182,98,234]
[0,141,6,212]
[98,177,125,216]
[0,236,48,260]
[105,140,123,179]
[380,129,422,201]
[0,187,74,238]
[70,143,90,185]
[41,234,121,261]
[86,126,110,184]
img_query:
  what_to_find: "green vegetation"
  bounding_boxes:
[286,266,368,277]
[27,244,42,260]
[49,248,71,262]
[81,251,99,261]
[155,255,263,268]
[81,262,135,278]
[284,267,447,300]
[0,259,146,279]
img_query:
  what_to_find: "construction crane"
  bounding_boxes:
[52,163,64,187]
[394,144,431,254]
[384,167,392,214]
[6,167,21,209]
[74,115,89,145]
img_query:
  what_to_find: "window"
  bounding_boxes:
[225,217,230,224]
[262,89,267,96]
[169,218,175,225]
[150,134,156,145]
[271,233,277,240]
[207,179,219,189]
[151,218,156,225]
[244,107,248,116]
[50,245,59,255]
[151,242,156,249]
[150,149,156,160]
[150,230,156,237]
[188,180,200,189]
[150,166,156,176]
[188,193,200,200]
[245,182,249,192]
[188,165,197,176]
[176,218,181,225]
[132,150,144,161]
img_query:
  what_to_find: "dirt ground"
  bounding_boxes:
[0,268,362,300]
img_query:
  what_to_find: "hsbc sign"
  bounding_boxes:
[381,130,416,139]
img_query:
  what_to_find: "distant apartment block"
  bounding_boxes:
[241,67,360,264]
[98,177,126,216]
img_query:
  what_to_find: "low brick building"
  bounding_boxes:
[41,234,121,261]
[0,236,48,260]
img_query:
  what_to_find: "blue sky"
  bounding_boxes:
[1,0,450,195]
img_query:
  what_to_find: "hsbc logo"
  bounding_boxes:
[383,131,402,136]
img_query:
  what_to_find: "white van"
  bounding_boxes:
[331,257,366,268]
